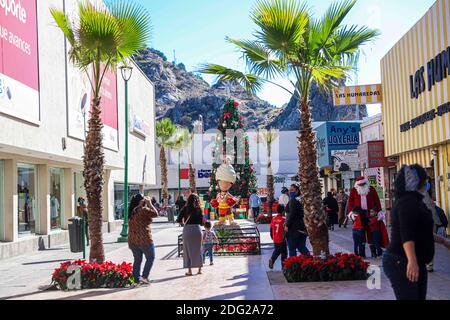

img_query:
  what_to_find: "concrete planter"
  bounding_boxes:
[267,271,395,300]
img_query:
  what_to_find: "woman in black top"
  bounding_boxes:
[176,193,204,276]
[383,165,435,300]
[323,192,339,231]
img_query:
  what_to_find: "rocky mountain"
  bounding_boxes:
[267,82,368,130]
[133,48,367,131]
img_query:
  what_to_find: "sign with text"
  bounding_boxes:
[65,2,118,151]
[0,0,39,123]
[327,123,360,147]
[331,149,359,172]
[333,84,382,106]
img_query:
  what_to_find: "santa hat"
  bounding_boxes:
[355,176,369,187]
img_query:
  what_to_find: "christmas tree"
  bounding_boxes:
[209,98,258,199]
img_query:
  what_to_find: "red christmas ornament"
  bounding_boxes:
[234,101,239,107]
[223,112,231,119]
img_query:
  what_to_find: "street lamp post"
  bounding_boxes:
[118,64,133,243]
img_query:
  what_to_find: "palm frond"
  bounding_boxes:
[169,127,191,150]
[227,38,285,79]
[107,0,152,59]
[198,64,265,94]
[77,2,121,55]
[251,0,309,54]
[310,65,349,87]
[156,118,177,147]
[310,0,357,53]
[50,8,75,45]
[331,25,380,57]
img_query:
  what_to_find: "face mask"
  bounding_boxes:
[426,182,431,192]
[289,192,298,199]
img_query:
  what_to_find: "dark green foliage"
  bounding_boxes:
[209,99,258,199]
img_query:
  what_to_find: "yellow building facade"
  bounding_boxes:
[381,0,450,230]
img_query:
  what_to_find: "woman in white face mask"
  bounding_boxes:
[382,165,435,300]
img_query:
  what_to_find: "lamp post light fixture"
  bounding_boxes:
[118,64,133,243]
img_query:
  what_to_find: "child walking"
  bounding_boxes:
[349,206,369,258]
[269,204,288,269]
[202,221,218,265]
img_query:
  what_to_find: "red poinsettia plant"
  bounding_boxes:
[214,238,258,254]
[255,214,272,224]
[51,259,134,290]
[283,253,370,283]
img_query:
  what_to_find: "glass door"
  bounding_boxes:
[50,168,64,230]
[17,163,37,236]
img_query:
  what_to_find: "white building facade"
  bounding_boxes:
[0,0,156,259]
[149,131,300,202]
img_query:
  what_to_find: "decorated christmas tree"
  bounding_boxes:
[209,98,258,199]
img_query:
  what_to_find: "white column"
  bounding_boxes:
[3,159,18,242]
[38,164,50,235]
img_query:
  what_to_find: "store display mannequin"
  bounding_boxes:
[210,160,239,225]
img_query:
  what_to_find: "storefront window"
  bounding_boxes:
[50,168,64,230]
[113,183,141,220]
[74,172,86,215]
[17,163,37,236]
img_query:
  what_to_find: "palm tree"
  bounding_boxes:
[156,118,176,206]
[51,1,151,263]
[170,127,196,194]
[257,129,278,216]
[199,0,378,255]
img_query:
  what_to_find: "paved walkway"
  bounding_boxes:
[0,219,449,300]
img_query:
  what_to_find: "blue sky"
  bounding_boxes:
[138,0,436,117]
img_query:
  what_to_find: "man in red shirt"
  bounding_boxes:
[269,204,288,269]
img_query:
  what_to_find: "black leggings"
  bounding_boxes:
[382,251,428,300]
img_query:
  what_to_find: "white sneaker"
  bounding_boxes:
[139,277,151,284]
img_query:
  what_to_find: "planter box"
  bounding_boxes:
[177,225,261,257]
[267,271,395,300]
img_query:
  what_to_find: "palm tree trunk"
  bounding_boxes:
[298,98,329,256]
[267,159,274,216]
[84,97,105,263]
[160,146,168,206]
[188,162,196,193]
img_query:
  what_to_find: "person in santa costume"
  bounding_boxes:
[348,176,389,258]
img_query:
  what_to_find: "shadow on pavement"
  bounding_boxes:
[55,287,134,300]
[22,259,72,266]
[0,285,55,300]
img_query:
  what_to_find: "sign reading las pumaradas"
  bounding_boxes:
[333,84,382,106]
[0,0,40,123]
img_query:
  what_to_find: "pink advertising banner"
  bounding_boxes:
[98,65,119,150]
[0,0,40,123]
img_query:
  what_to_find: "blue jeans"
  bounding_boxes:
[252,207,260,222]
[371,230,383,257]
[286,231,309,257]
[203,243,214,264]
[352,229,366,258]
[130,244,155,281]
[383,251,428,300]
